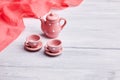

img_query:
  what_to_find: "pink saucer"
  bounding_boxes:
[44,47,63,56]
[24,42,42,52]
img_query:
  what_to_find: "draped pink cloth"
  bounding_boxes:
[0,0,83,51]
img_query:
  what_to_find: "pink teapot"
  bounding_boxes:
[40,12,67,38]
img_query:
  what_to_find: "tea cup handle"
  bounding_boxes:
[59,18,67,30]
[44,45,49,52]
[25,41,30,47]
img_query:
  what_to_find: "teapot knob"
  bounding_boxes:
[46,12,59,21]
[49,12,54,16]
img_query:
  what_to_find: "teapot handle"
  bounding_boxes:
[59,18,67,30]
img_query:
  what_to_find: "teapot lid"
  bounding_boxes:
[46,12,59,21]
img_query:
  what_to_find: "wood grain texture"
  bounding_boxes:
[1,0,120,80]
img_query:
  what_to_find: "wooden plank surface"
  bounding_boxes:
[1,0,120,80]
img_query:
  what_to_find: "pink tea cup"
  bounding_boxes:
[25,34,41,48]
[45,39,62,53]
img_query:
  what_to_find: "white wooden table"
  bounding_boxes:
[1,0,120,80]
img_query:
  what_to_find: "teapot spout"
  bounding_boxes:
[40,17,45,25]
[39,17,45,32]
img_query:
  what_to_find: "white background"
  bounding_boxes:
[1,0,120,80]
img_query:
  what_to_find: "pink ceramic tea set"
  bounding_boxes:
[40,12,66,38]
[44,39,63,56]
[24,12,66,56]
[24,34,43,52]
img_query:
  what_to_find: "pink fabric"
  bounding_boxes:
[0,0,83,51]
